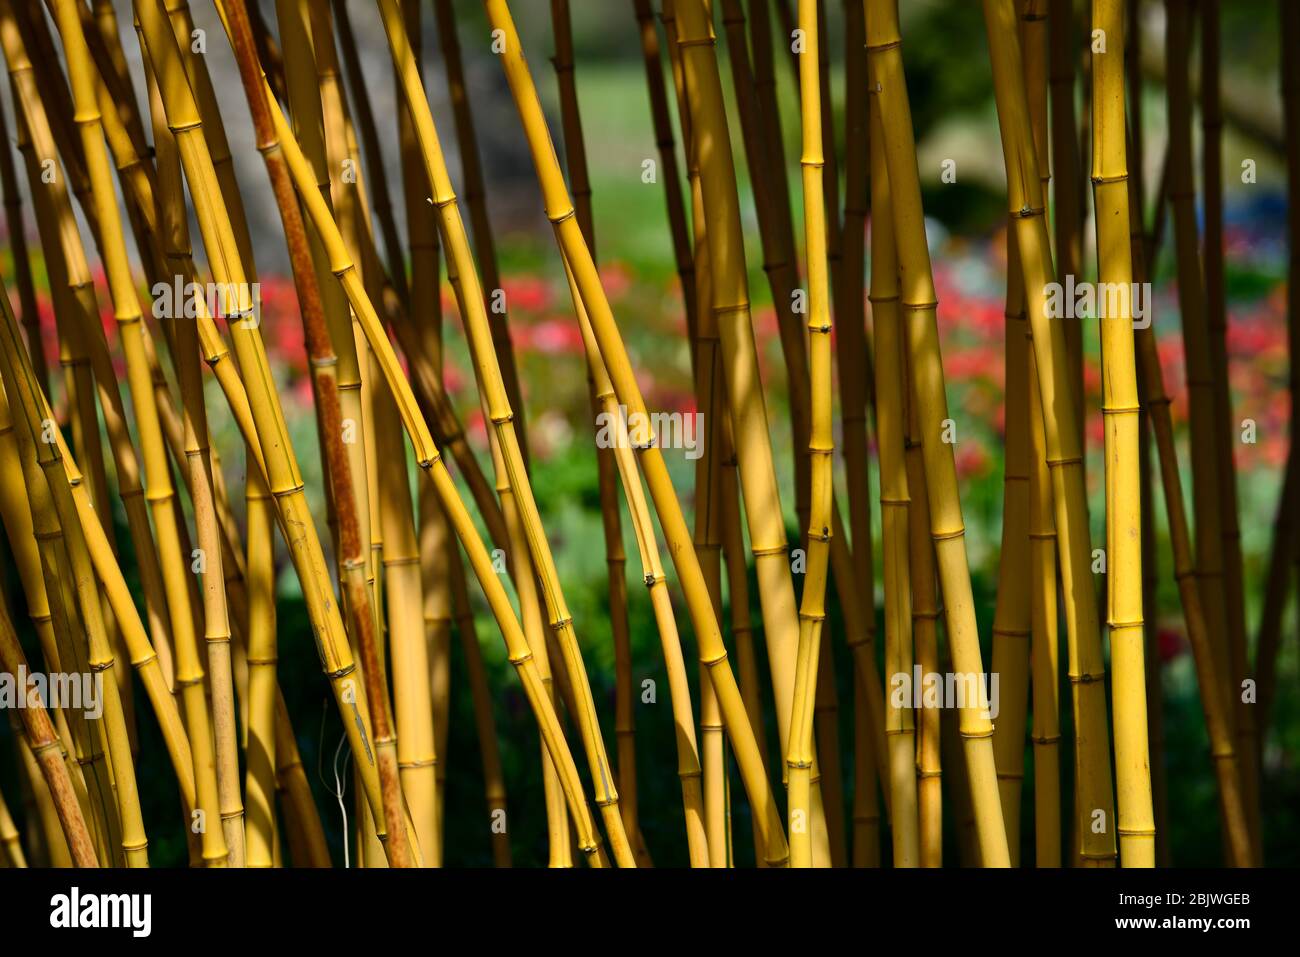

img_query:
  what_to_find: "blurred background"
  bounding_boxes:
[0,0,1295,866]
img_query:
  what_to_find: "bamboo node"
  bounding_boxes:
[1012,204,1045,219]
[864,39,902,54]
[399,757,438,769]
[932,526,965,542]
[751,543,789,558]
[1031,733,1062,744]
[270,480,307,498]
[1046,454,1083,468]
[1091,172,1129,186]
[1101,404,1142,415]
[991,627,1031,638]
[1108,618,1145,630]
[1069,670,1107,684]
[547,206,577,225]
[901,299,939,312]
[326,663,357,680]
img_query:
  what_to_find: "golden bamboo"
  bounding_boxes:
[549,0,647,863]
[1091,0,1154,868]
[868,0,1011,866]
[372,0,634,866]
[0,585,96,866]
[981,0,1118,866]
[213,0,611,863]
[0,273,145,866]
[483,0,788,865]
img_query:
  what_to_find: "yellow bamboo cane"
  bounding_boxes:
[1090,0,1154,868]
[986,0,1041,869]
[981,0,1118,866]
[783,0,836,869]
[0,587,96,866]
[868,0,1011,866]
[1,4,177,705]
[0,85,49,395]
[904,381,943,868]
[483,0,789,866]
[376,0,644,866]
[134,0,410,861]
[431,0,528,442]
[144,37,246,867]
[5,687,72,866]
[0,781,25,868]
[213,0,610,863]
[549,0,647,863]
[664,0,729,866]
[0,277,146,866]
[868,57,920,868]
[52,1,228,865]
[673,0,803,764]
[396,18,574,856]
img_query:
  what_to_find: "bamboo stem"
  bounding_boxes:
[1091,0,1155,868]
[483,0,789,866]
[868,0,1011,867]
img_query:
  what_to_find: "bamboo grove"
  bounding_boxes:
[0,0,1291,870]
